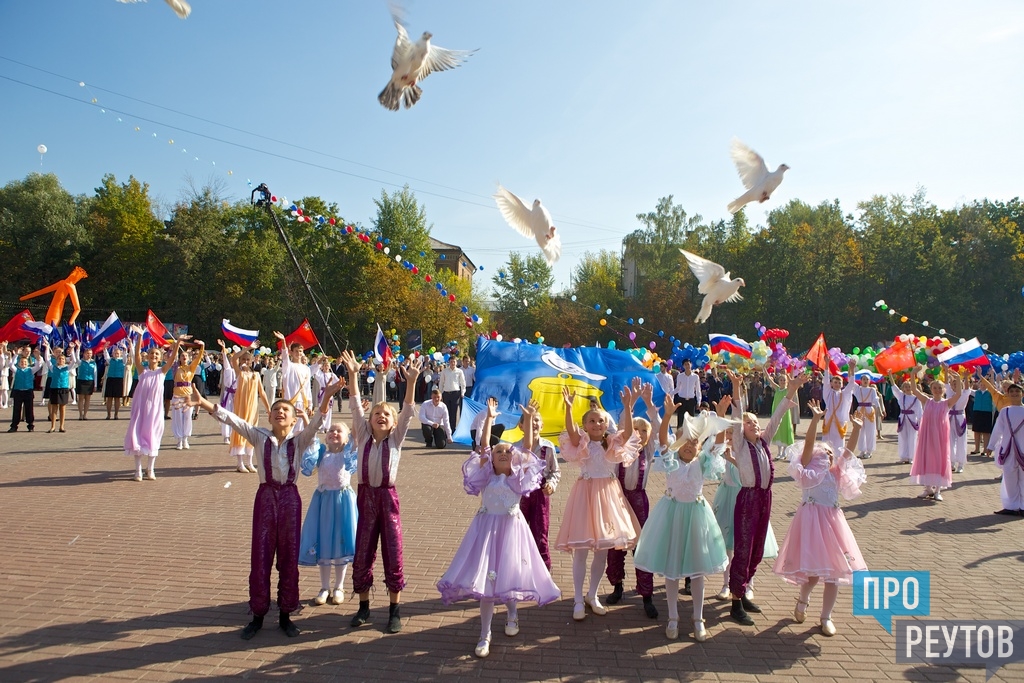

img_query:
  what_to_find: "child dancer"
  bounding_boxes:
[340,349,422,634]
[437,401,559,658]
[555,384,642,621]
[125,333,176,481]
[988,383,1024,515]
[43,341,71,433]
[71,342,98,420]
[217,340,237,444]
[8,346,42,432]
[103,344,127,420]
[889,373,922,464]
[274,333,312,433]
[228,349,273,473]
[773,400,868,636]
[908,367,962,501]
[514,399,560,571]
[727,370,808,625]
[192,375,343,640]
[171,344,205,450]
[765,372,796,460]
[947,372,973,474]
[606,379,659,618]
[634,396,732,642]
[821,361,856,456]
[299,415,358,606]
[851,374,880,459]
[312,356,339,431]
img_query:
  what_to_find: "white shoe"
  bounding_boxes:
[744,588,754,601]
[331,590,345,605]
[715,587,730,601]
[505,618,519,637]
[573,602,586,621]
[147,471,156,481]
[133,473,143,482]
[183,439,190,450]
[223,437,231,444]
[693,619,708,642]
[794,599,807,623]
[820,618,837,636]
[474,638,491,658]
[314,589,329,605]
[585,596,608,616]
[236,466,249,474]
[665,619,679,639]
[934,491,943,501]
[175,441,183,451]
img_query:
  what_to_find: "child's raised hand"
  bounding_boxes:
[640,381,654,405]
[807,399,824,418]
[619,384,634,407]
[561,387,576,407]
[486,398,499,419]
[405,356,423,378]
[714,395,732,417]
[663,395,678,416]
[217,339,226,350]
[272,331,285,341]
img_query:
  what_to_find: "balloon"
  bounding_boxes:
[922,320,929,327]
[367,376,375,383]
[638,318,645,325]
[628,332,636,341]
[900,316,908,323]
[606,308,612,315]
[658,330,664,337]
[538,336,544,344]
[649,341,656,349]
[535,331,541,338]
[37,144,47,155]
[571,295,577,301]
[600,319,607,326]
[627,318,634,325]
[608,341,616,349]
[594,304,601,310]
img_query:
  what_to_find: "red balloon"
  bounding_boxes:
[271,195,277,202]
[329,217,336,225]
[425,275,432,282]
[411,266,419,274]
[296,208,303,215]
[376,241,383,250]
[449,294,456,302]
[466,321,473,328]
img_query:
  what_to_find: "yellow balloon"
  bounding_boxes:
[599,319,607,326]
[900,316,908,323]
[534,331,541,338]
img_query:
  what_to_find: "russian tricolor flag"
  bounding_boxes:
[86,312,128,350]
[709,333,752,359]
[373,324,393,367]
[222,319,259,348]
[23,320,54,337]
[937,337,989,369]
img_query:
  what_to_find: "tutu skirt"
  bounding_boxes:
[712,482,779,558]
[437,510,560,605]
[299,487,357,566]
[633,496,729,579]
[555,477,641,551]
[772,502,866,585]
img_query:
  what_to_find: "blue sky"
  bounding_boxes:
[2,1,1022,291]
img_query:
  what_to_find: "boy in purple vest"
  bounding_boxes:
[192,377,344,640]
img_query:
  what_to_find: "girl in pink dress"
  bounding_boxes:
[908,368,963,500]
[555,384,641,621]
[773,400,867,637]
[124,331,186,482]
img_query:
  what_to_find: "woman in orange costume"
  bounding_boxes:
[171,341,206,450]
[230,348,272,473]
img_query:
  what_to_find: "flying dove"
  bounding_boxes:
[493,185,562,265]
[727,138,788,214]
[680,249,745,324]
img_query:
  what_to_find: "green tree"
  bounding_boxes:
[491,253,554,338]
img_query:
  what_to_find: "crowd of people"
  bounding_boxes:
[3,334,1023,658]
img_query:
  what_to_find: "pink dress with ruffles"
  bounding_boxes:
[910,399,953,489]
[554,430,642,552]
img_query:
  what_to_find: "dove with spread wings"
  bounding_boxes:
[727,138,788,214]
[378,9,477,111]
[680,249,745,324]
[493,185,562,265]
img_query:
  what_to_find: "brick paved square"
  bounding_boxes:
[0,404,1021,682]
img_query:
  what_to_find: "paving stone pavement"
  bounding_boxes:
[0,400,1021,682]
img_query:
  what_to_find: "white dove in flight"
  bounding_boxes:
[680,249,745,324]
[493,185,562,265]
[727,138,788,214]
[116,0,190,18]
[378,9,476,111]
[541,351,606,381]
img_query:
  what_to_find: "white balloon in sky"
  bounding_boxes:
[37,144,47,154]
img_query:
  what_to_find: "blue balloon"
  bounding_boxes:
[383,238,390,244]
[658,330,665,337]
[461,306,469,313]
[669,336,676,342]
[594,304,601,310]
[607,340,617,350]
[401,245,407,250]
[479,265,484,271]
[441,289,447,296]
[627,318,634,325]
[420,251,426,257]
[519,278,525,284]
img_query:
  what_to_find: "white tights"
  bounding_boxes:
[798,576,839,621]
[666,576,706,622]
[171,405,193,439]
[478,599,518,641]
[318,564,348,591]
[571,548,608,603]
[133,454,157,477]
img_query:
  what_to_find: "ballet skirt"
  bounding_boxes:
[298,441,358,566]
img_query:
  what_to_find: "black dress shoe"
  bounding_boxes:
[642,595,658,619]
[241,616,263,640]
[387,604,402,634]
[279,614,300,638]
[741,596,762,613]
[351,600,371,627]
[606,582,624,605]
[995,509,1018,516]
[683,577,691,596]
[6,426,16,433]
[730,600,754,625]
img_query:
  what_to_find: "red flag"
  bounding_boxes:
[0,309,35,342]
[874,340,917,375]
[146,310,173,347]
[280,319,319,351]
[806,333,838,373]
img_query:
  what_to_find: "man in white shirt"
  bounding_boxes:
[673,360,702,428]
[655,364,674,399]
[438,357,466,429]
[418,388,452,448]
[273,332,313,435]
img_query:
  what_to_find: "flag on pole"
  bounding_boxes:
[86,312,128,350]
[709,333,752,359]
[279,319,319,351]
[873,339,916,375]
[806,333,839,374]
[0,309,36,342]
[146,310,173,347]
[222,319,259,348]
[374,324,393,367]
